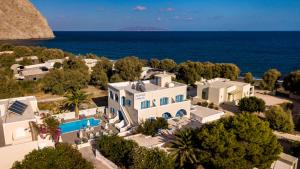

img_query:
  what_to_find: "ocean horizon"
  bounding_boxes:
[6,31,300,77]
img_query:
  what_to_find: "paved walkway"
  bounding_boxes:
[273,131,300,142]
[79,146,110,169]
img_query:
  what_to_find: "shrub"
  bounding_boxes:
[201,101,209,107]
[244,72,254,84]
[208,102,214,108]
[283,70,300,94]
[260,69,281,91]
[131,147,174,169]
[239,96,266,113]
[11,143,93,169]
[265,106,294,133]
[95,135,138,168]
[136,117,168,136]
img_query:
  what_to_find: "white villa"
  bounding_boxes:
[11,58,66,81]
[108,73,191,129]
[196,78,254,105]
[0,96,53,169]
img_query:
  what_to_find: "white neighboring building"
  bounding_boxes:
[108,73,191,128]
[196,78,254,105]
[0,96,54,169]
[11,58,66,81]
[190,105,224,124]
[0,96,39,146]
[83,58,98,71]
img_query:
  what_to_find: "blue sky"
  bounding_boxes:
[31,0,300,31]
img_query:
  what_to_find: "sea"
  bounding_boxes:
[7,31,300,77]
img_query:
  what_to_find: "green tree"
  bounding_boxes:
[11,143,93,169]
[13,46,33,57]
[95,135,138,168]
[40,48,65,62]
[170,128,199,169]
[90,69,109,89]
[136,117,168,136]
[197,113,282,169]
[110,73,123,83]
[64,90,89,118]
[149,58,160,68]
[260,69,281,91]
[177,61,200,84]
[265,106,294,133]
[115,56,143,81]
[238,96,266,113]
[53,62,62,69]
[244,72,254,84]
[220,63,240,80]
[42,69,90,95]
[90,58,113,89]
[159,59,177,72]
[131,147,174,169]
[283,70,300,94]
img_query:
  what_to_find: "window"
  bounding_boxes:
[115,94,119,102]
[121,96,125,106]
[141,100,150,109]
[176,95,184,102]
[160,97,169,106]
[126,99,131,106]
[109,91,114,99]
[202,91,206,99]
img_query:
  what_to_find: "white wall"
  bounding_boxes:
[0,141,39,169]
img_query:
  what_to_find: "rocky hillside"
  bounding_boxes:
[0,0,54,40]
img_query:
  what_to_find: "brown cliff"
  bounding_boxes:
[0,0,54,40]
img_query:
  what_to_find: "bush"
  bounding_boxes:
[114,56,143,81]
[95,135,138,168]
[260,69,281,91]
[265,106,294,133]
[238,96,266,113]
[208,102,214,108]
[136,117,168,136]
[131,147,174,169]
[11,143,93,169]
[159,59,177,72]
[244,72,254,84]
[283,70,300,94]
[95,135,174,169]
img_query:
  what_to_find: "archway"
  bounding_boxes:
[176,109,187,117]
[162,112,172,120]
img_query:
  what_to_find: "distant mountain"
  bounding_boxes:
[0,0,54,40]
[119,26,167,31]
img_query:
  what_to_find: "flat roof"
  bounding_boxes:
[0,96,37,123]
[109,80,186,94]
[191,105,224,118]
[125,134,165,148]
[196,78,250,89]
[21,68,48,76]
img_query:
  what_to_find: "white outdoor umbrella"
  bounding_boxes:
[79,129,83,138]
[87,120,91,127]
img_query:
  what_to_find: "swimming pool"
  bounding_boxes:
[60,118,101,133]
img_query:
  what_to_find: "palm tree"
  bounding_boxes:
[169,128,199,169]
[64,89,89,118]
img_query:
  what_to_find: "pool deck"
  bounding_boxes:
[61,126,102,144]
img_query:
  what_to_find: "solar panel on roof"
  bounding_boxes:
[8,101,28,115]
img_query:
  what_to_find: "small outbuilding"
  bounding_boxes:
[190,105,224,124]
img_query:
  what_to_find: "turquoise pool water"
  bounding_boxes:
[60,118,100,133]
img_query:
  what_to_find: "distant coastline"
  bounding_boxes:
[1,31,300,77]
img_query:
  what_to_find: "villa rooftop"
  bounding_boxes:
[108,80,186,94]
[196,78,250,89]
[0,96,37,123]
